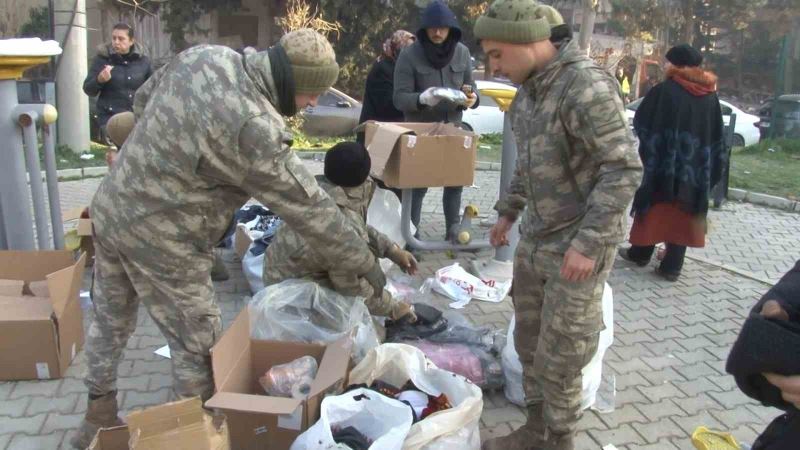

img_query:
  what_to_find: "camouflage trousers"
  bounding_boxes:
[84,235,222,401]
[513,234,616,438]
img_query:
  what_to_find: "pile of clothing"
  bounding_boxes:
[385,303,505,389]
[345,379,452,425]
[232,204,282,256]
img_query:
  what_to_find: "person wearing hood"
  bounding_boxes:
[357,30,416,144]
[618,44,725,282]
[264,141,419,323]
[71,29,387,448]
[393,0,479,241]
[475,1,642,449]
[83,23,152,142]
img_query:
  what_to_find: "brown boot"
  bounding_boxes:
[70,392,125,449]
[482,404,547,450]
[210,250,230,281]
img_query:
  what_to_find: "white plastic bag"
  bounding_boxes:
[430,263,511,309]
[502,283,615,410]
[290,388,413,450]
[367,188,415,273]
[241,248,265,294]
[248,279,380,363]
[349,344,483,450]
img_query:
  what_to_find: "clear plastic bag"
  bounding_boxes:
[427,310,505,354]
[406,341,504,390]
[259,356,319,398]
[248,279,380,363]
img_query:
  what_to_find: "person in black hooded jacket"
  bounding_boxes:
[83,23,152,142]
[727,259,800,450]
[392,0,479,241]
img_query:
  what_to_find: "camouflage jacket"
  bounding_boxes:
[263,177,396,304]
[495,39,642,259]
[90,45,376,276]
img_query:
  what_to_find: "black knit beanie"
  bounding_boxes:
[666,44,703,67]
[324,142,372,188]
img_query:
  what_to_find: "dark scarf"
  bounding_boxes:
[631,74,725,217]
[267,44,297,117]
[419,33,458,70]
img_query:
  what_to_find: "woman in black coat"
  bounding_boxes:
[357,29,416,144]
[83,23,151,143]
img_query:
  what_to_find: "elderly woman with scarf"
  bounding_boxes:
[357,30,416,144]
[619,44,725,281]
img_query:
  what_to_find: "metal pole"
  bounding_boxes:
[0,80,36,250]
[20,112,52,250]
[493,113,521,263]
[43,122,65,249]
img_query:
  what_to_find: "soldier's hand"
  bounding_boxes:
[560,247,596,282]
[387,244,418,275]
[363,262,387,297]
[98,65,113,83]
[391,301,417,323]
[490,216,514,247]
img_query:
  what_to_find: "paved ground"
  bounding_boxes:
[1,162,798,449]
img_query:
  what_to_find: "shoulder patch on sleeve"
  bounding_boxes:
[585,94,626,137]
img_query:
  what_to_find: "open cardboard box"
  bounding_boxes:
[363,121,477,189]
[206,309,352,450]
[63,207,94,266]
[89,397,230,450]
[0,250,86,381]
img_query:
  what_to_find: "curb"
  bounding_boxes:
[726,188,799,212]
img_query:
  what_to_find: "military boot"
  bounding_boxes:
[482,404,547,450]
[70,391,125,449]
[210,250,230,281]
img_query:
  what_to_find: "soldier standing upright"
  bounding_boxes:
[72,29,387,448]
[474,1,642,449]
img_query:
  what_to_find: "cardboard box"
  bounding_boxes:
[0,250,86,381]
[89,397,230,450]
[206,309,352,450]
[364,121,478,189]
[63,207,94,266]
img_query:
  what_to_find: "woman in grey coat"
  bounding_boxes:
[393,0,479,241]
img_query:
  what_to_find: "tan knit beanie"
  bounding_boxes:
[474,0,554,44]
[105,111,135,147]
[279,29,340,94]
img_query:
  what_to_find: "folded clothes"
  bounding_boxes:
[332,426,372,450]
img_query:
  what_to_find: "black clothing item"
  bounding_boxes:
[416,0,462,70]
[631,79,725,217]
[332,426,370,450]
[267,44,298,117]
[727,260,800,449]
[666,44,703,67]
[385,303,448,341]
[752,412,800,450]
[627,244,687,275]
[83,43,152,127]
[324,142,371,188]
[359,59,406,128]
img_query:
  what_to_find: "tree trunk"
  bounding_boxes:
[680,0,694,44]
[579,0,596,52]
[735,29,744,92]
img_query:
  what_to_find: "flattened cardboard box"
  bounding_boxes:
[364,121,477,189]
[0,250,86,381]
[206,309,352,450]
[89,397,230,450]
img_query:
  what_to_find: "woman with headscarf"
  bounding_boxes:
[619,44,725,282]
[357,30,416,144]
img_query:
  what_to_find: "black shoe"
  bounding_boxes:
[617,247,649,267]
[655,266,680,282]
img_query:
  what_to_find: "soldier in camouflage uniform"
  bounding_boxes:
[72,29,388,448]
[264,142,418,321]
[474,2,643,449]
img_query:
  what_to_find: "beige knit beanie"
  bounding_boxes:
[279,28,340,94]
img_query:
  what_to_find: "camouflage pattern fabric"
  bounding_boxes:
[498,39,642,445]
[85,45,376,400]
[264,177,398,316]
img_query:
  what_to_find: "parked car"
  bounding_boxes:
[301,88,361,137]
[461,80,517,135]
[769,94,800,139]
[624,97,760,147]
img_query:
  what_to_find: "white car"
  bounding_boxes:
[625,98,760,147]
[462,80,517,135]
